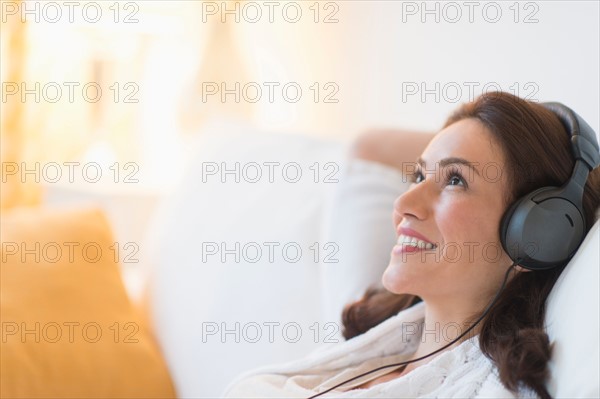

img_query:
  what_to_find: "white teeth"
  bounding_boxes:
[397,235,436,249]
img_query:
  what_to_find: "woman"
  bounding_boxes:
[222,92,600,398]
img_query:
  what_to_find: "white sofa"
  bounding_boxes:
[144,125,600,398]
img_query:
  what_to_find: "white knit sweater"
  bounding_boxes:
[221,301,540,398]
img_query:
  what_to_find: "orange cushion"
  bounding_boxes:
[0,206,176,398]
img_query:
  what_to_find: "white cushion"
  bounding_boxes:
[319,157,410,335]
[146,123,346,397]
[545,219,600,398]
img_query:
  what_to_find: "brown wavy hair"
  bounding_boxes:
[341,92,600,399]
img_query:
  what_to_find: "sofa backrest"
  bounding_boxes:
[545,219,599,398]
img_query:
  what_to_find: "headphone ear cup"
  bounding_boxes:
[500,196,522,256]
[500,186,585,270]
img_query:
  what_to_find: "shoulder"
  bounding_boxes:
[466,342,540,399]
[222,302,427,396]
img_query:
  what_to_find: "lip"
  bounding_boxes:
[391,244,425,255]
[396,226,435,245]
[392,227,437,257]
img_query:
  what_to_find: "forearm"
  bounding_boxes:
[349,129,436,174]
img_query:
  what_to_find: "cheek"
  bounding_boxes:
[436,199,500,244]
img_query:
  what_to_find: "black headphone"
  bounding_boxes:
[500,102,600,271]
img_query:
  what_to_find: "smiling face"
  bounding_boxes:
[382,118,518,306]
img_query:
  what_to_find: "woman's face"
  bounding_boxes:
[382,118,517,305]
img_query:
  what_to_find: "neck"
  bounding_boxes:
[407,297,486,370]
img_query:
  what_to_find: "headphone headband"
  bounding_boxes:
[542,102,600,170]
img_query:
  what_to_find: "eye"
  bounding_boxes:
[408,168,424,184]
[444,166,467,188]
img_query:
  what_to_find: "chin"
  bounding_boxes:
[382,264,411,295]
[383,257,432,296]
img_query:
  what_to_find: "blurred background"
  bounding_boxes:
[2,0,599,287]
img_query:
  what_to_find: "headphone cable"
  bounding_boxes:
[307,261,519,399]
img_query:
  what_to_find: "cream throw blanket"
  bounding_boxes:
[222,301,539,398]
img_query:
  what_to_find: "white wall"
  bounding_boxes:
[226,1,599,139]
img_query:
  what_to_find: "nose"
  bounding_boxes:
[392,181,432,227]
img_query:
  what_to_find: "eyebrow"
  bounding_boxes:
[416,156,481,177]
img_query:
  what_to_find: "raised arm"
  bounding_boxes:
[349,129,436,173]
